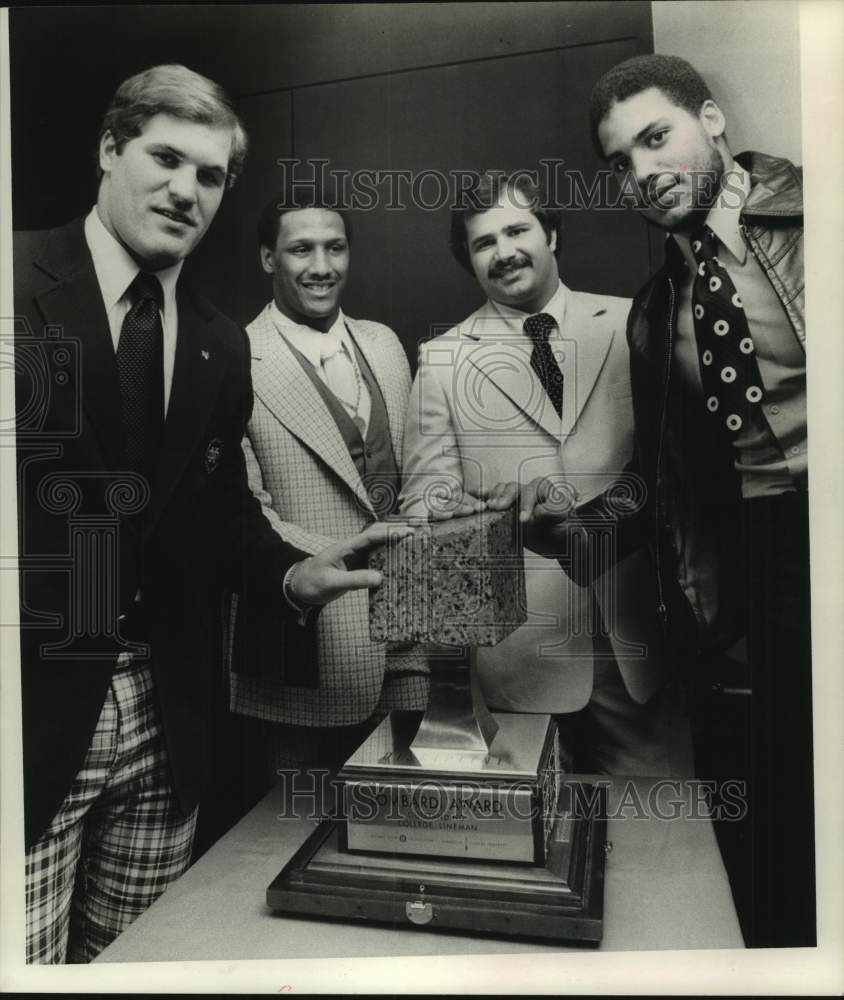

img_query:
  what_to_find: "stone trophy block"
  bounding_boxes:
[368,507,527,646]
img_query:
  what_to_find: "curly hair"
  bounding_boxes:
[589,54,713,156]
[97,64,248,188]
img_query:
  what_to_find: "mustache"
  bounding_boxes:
[643,172,682,202]
[638,169,723,207]
[488,257,530,279]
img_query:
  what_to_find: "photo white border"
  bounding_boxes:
[0,1,841,993]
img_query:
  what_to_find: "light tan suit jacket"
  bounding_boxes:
[401,286,662,713]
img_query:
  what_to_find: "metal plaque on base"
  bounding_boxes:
[339,710,560,864]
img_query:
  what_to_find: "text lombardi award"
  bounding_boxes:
[268,510,607,944]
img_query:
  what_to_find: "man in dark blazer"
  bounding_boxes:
[13,64,405,964]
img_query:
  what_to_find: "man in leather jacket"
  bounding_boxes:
[525,54,812,948]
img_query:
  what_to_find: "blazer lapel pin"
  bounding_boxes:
[201,349,210,361]
[204,437,224,473]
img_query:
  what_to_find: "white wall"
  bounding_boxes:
[652,0,802,164]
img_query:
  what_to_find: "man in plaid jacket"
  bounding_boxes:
[229,190,429,775]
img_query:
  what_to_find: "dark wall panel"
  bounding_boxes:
[9,5,252,230]
[289,38,651,360]
[226,1,650,94]
[187,93,293,324]
[9,3,654,339]
[10,2,649,108]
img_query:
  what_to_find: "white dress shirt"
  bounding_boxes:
[486,279,568,343]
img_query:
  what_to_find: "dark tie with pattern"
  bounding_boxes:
[523,312,563,418]
[117,272,164,476]
[691,225,764,436]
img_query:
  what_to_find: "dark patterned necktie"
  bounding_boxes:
[691,225,764,436]
[524,312,563,417]
[117,272,164,476]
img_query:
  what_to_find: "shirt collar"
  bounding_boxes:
[487,280,567,339]
[84,207,182,316]
[268,301,349,368]
[672,163,751,268]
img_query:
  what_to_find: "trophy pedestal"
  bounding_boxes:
[339,711,560,864]
[267,781,606,945]
[267,710,607,945]
[265,514,606,944]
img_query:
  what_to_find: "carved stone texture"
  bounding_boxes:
[369,508,526,646]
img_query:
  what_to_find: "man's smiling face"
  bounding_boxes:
[97,112,233,269]
[261,208,350,332]
[466,196,559,314]
[598,86,727,233]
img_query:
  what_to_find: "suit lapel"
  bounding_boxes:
[558,292,615,441]
[32,221,125,468]
[346,318,403,461]
[141,289,228,535]
[460,292,617,443]
[250,310,370,506]
[462,307,562,440]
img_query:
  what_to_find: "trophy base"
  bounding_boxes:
[338,711,560,864]
[266,784,606,945]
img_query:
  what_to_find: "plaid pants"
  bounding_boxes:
[25,658,198,964]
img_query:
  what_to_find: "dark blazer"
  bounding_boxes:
[14,217,312,846]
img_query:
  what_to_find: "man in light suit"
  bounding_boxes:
[13,66,406,963]
[401,170,687,775]
[229,191,429,774]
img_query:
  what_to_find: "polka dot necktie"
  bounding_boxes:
[117,272,164,476]
[691,225,764,435]
[524,312,563,418]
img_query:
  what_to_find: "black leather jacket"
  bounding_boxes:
[582,152,805,659]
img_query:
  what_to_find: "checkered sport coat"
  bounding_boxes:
[229,305,428,726]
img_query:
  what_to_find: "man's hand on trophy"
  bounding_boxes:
[426,481,521,520]
[427,490,486,520]
[517,475,581,558]
[480,481,521,512]
[288,522,415,606]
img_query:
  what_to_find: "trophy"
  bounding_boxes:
[268,509,606,944]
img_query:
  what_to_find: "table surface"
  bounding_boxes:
[96,774,744,962]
